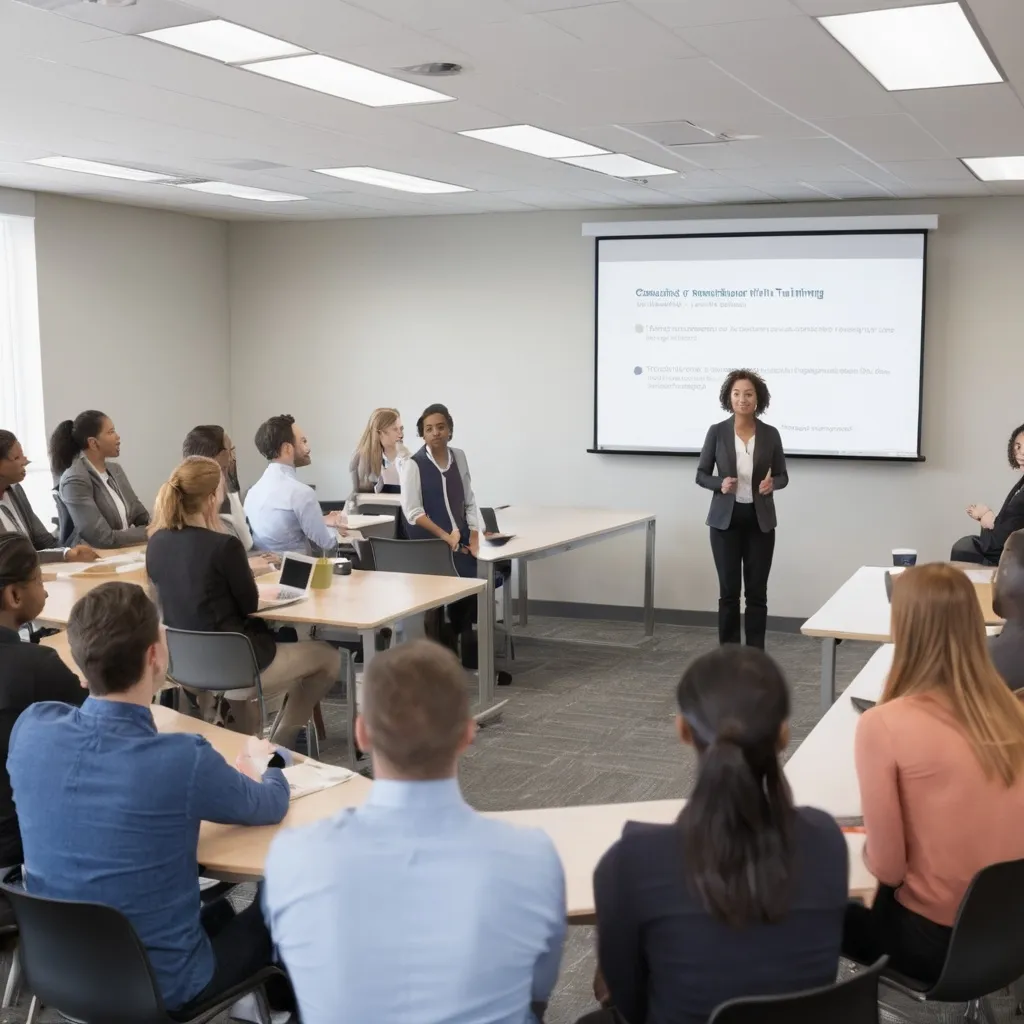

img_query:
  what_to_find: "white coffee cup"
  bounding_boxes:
[892,548,918,567]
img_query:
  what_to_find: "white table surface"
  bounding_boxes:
[352,492,402,508]
[801,567,894,641]
[492,801,874,917]
[785,645,893,819]
[476,506,655,563]
[344,513,393,531]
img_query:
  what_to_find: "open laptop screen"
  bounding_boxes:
[279,555,314,591]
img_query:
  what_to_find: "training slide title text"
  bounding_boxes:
[635,287,825,300]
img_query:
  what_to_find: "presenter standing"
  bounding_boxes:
[697,370,788,649]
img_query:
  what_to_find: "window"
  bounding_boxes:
[0,213,52,522]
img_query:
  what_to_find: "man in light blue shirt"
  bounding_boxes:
[244,413,342,554]
[264,640,567,1024]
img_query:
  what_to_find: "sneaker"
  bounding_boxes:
[229,992,291,1024]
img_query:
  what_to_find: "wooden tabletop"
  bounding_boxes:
[476,506,655,563]
[37,568,484,631]
[801,565,1002,642]
[141,709,876,913]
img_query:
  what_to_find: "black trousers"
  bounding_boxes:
[950,535,998,566]
[709,502,775,648]
[176,892,293,1013]
[843,885,952,985]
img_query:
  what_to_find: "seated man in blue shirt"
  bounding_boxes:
[244,414,343,554]
[8,581,292,1015]
[264,640,567,1024]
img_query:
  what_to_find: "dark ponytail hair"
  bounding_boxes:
[676,646,794,928]
[0,533,40,602]
[49,410,107,478]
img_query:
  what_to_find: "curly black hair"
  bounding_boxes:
[1008,423,1024,469]
[719,369,770,416]
[417,403,454,438]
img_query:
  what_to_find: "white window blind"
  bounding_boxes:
[0,214,52,524]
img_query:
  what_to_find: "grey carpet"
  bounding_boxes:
[3,621,996,1023]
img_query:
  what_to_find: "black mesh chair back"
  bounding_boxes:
[709,957,886,1023]
[0,871,170,1024]
[922,858,1024,1002]
[369,537,457,577]
[53,492,74,546]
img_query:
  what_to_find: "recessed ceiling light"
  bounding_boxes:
[314,167,471,194]
[962,155,1024,181]
[140,19,307,64]
[174,181,306,202]
[459,125,607,159]
[243,54,452,107]
[559,154,676,177]
[818,2,1001,91]
[28,156,175,182]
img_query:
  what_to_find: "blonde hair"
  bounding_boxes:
[354,408,400,486]
[149,456,224,534]
[884,563,1024,785]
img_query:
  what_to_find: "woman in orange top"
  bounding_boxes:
[844,563,1024,983]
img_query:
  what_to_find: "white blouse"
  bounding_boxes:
[735,432,755,504]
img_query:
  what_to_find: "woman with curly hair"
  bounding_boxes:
[696,369,788,649]
[951,423,1024,565]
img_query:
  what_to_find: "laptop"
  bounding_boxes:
[257,552,316,612]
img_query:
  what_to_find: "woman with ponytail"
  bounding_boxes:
[50,410,149,548]
[585,647,847,1024]
[146,458,339,749]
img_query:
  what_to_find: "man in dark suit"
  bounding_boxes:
[990,529,1024,691]
[0,430,95,563]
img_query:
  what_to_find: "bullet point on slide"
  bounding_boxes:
[633,366,643,375]
[635,324,644,334]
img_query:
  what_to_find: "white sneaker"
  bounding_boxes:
[229,991,291,1024]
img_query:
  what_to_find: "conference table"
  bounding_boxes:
[801,565,1002,711]
[145,706,876,917]
[476,506,658,647]
[36,561,498,760]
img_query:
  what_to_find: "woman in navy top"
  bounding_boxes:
[585,647,848,1024]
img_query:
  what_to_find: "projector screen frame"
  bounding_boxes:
[590,227,929,463]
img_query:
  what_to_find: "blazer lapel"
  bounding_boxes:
[720,419,738,477]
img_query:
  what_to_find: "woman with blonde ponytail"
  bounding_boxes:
[844,563,1024,984]
[349,408,408,494]
[146,458,339,749]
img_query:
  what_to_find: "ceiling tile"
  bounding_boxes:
[889,179,991,198]
[633,0,802,28]
[426,13,586,65]
[689,136,863,166]
[674,185,776,203]
[897,84,1024,157]
[679,15,902,117]
[345,0,522,31]
[882,159,980,183]
[42,0,201,35]
[539,2,698,61]
[813,113,948,161]
[967,0,1024,97]
[509,0,619,10]
[720,162,883,184]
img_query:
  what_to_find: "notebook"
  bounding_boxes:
[282,761,356,800]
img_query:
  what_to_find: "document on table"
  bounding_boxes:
[282,761,356,801]
[63,553,146,578]
[963,568,997,583]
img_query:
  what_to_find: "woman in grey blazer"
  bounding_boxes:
[696,370,788,649]
[49,410,150,549]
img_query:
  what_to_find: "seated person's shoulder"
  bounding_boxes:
[265,810,358,878]
[475,815,562,870]
[794,805,846,855]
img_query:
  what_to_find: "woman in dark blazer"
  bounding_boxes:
[696,369,788,649]
[951,422,1024,566]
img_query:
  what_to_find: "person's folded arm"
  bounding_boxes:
[984,493,1024,551]
[770,432,789,491]
[594,839,646,1024]
[187,739,290,826]
[293,487,338,554]
[61,474,146,548]
[223,534,260,614]
[695,426,722,492]
[24,496,60,554]
[855,710,907,887]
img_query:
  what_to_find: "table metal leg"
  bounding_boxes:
[517,559,529,627]
[501,569,512,658]
[474,564,506,726]
[346,632,374,770]
[643,520,656,638]
[820,637,837,713]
